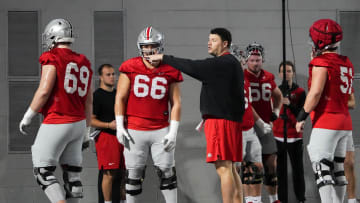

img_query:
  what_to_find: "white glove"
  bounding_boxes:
[82,127,91,151]
[116,115,131,145]
[274,108,280,118]
[19,107,37,135]
[255,118,272,135]
[162,120,179,152]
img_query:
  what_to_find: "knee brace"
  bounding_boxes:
[33,166,59,190]
[34,166,65,203]
[154,166,177,190]
[62,165,83,199]
[241,162,252,185]
[126,167,146,196]
[263,173,277,186]
[334,156,348,186]
[313,159,335,189]
[249,163,263,184]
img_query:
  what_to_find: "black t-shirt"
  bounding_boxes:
[93,88,116,135]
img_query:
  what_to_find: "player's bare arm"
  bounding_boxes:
[30,65,57,112]
[271,87,283,116]
[85,85,93,127]
[162,82,182,152]
[115,73,131,116]
[169,82,181,122]
[115,73,132,144]
[296,66,327,132]
[348,92,355,109]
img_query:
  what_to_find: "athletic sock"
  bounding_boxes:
[348,199,357,203]
[269,194,278,202]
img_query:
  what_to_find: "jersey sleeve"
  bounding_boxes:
[168,68,183,83]
[310,57,332,68]
[39,52,58,66]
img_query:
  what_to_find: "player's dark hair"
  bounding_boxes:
[278,60,295,73]
[210,28,232,48]
[98,63,113,75]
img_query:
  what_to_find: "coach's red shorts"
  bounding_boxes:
[204,118,243,163]
[95,131,125,170]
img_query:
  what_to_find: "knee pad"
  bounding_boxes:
[334,156,348,186]
[62,165,83,199]
[263,173,277,186]
[154,166,177,190]
[33,166,59,190]
[313,159,335,188]
[126,167,146,196]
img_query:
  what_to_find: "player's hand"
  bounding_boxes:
[255,118,272,135]
[19,107,37,135]
[82,127,91,151]
[144,54,163,64]
[296,121,305,133]
[108,120,116,130]
[116,115,132,145]
[162,120,179,152]
[270,108,280,121]
[282,98,290,105]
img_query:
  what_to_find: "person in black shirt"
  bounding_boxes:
[146,28,244,203]
[91,64,126,203]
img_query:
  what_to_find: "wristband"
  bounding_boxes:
[296,108,309,122]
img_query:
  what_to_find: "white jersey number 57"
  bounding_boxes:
[64,62,90,97]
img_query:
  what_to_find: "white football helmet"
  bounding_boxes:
[245,42,265,62]
[137,26,164,56]
[42,18,74,51]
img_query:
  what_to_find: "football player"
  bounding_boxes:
[296,19,354,203]
[114,26,183,203]
[19,19,93,203]
[238,78,264,203]
[244,42,283,203]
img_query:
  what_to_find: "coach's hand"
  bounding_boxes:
[162,120,179,152]
[116,115,132,145]
[19,107,37,135]
[255,118,272,135]
[144,54,163,64]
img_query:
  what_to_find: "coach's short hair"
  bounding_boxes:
[210,28,232,48]
[98,63,113,75]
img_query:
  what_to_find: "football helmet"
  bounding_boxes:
[309,19,342,51]
[245,42,265,62]
[42,18,74,51]
[137,26,164,56]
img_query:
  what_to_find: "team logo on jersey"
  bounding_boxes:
[207,153,212,158]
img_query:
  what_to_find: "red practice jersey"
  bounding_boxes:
[120,57,183,130]
[273,86,305,141]
[309,53,354,130]
[241,79,255,131]
[244,69,277,123]
[39,48,93,124]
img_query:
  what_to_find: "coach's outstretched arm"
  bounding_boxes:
[146,54,226,82]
